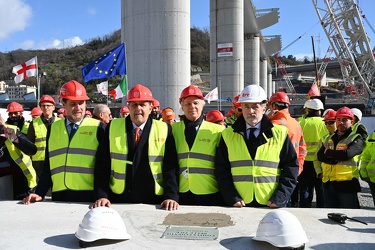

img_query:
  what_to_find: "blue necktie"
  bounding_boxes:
[69,123,78,140]
[248,128,256,142]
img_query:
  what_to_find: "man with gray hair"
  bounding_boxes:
[92,104,112,125]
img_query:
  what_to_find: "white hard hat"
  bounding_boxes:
[75,207,131,243]
[304,99,324,110]
[351,108,362,121]
[253,210,308,248]
[238,85,267,103]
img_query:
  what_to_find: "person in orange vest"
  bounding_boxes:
[268,92,307,207]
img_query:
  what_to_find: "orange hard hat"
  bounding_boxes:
[269,92,290,106]
[59,80,89,101]
[323,109,337,121]
[206,110,225,123]
[7,101,24,112]
[31,107,42,116]
[336,106,354,120]
[232,95,242,108]
[162,108,175,121]
[39,95,56,106]
[127,84,153,102]
[120,106,129,114]
[152,99,160,107]
[179,85,204,103]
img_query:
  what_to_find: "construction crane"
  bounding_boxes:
[311,0,375,113]
[274,53,299,100]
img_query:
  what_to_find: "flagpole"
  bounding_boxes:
[36,56,40,104]
[122,42,127,107]
[218,78,222,111]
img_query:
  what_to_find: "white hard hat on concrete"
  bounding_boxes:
[75,207,131,243]
[238,85,267,103]
[304,99,324,110]
[253,210,308,248]
[351,108,362,121]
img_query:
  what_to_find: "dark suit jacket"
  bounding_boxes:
[94,116,179,204]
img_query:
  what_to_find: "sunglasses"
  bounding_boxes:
[325,121,335,125]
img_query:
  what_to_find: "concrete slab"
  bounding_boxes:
[1,201,375,249]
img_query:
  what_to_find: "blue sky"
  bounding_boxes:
[1,0,374,60]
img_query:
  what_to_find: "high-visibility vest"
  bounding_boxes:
[109,119,168,194]
[300,117,328,161]
[221,124,287,205]
[31,117,60,161]
[4,124,37,189]
[172,120,224,194]
[322,132,361,183]
[21,122,29,135]
[360,132,375,182]
[225,114,236,127]
[49,118,99,192]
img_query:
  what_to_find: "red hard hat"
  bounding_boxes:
[39,95,56,106]
[179,85,204,103]
[323,109,337,121]
[152,99,160,107]
[120,106,129,114]
[85,110,92,116]
[269,92,290,106]
[127,84,153,102]
[336,106,354,120]
[7,102,24,112]
[31,107,42,116]
[232,95,241,108]
[59,80,89,101]
[206,110,225,123]
[57,108,66,116]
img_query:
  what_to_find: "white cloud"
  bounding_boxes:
[0,0,32,40]
[20,40,35,50]
[87,7,97,15]
[36,36,85,50]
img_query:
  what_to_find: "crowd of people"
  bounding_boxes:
[0,79,373,210]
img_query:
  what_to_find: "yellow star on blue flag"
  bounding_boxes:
[82,43,126,82]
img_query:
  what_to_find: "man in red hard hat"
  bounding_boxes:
[150,99,162,120]
[30,107,42,120]
[317,106,364,208]
[205,110,226,127]
[225,95,242,126]
[119,105,130,118]
[6,101,29,134]
[26,95,60,178]
[23,80,106,204]
[172,85,225,206]
[93,84,179,210]
[56,108,65,118]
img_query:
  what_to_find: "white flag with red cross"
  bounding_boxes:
[12,57,37,84]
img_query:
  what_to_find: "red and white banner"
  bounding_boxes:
[204,87,218,104]
[96,81,108,95]
[12,57,37,84]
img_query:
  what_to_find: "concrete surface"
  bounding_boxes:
[1,201,375,249]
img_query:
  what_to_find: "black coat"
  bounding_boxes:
[94,116,179,204]
[214,114,299,207]
[35,118,106,202]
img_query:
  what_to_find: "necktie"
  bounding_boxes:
[69,123,78,140]
[248,128,256,143]
[134,127,141,145]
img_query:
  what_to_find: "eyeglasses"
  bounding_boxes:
[40,104,54,108]
[8,112,19,116]
[325,121,335,125]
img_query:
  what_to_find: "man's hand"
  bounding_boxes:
[22,194,42,204]
[92,198,111,208]
[267,201,278,208]
[160,199,179,210]
[233,200,246,207]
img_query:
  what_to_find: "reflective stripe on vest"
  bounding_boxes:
[322,132,360,182]
[31,117,47,161]
[4,129,37,189]
[49,118,99,192]
[109,119,168,195]
[172,120,224,194]
[221,125,287,205]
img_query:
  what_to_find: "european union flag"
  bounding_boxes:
[82,43,126,82]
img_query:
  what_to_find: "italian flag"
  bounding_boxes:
[109,75,127,99]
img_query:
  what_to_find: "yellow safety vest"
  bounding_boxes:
[4,124,37,189]
[322,132,361,183]
[31,117,60,161]
[21,122,29,135]
[172,120,224,194]
[360,132,375,182]
[109,119,168,194]
[49,118,99,192]
[221,124,287,205]
[300,117,328,161]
